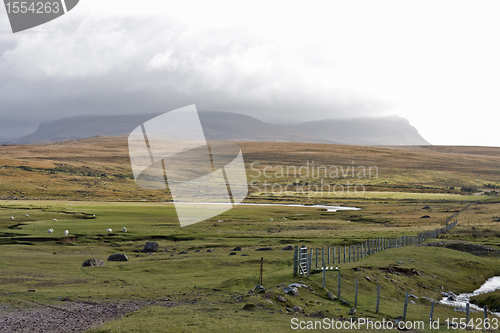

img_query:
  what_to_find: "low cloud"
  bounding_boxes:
[0,13,390,141]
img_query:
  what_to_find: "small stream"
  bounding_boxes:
[172,202,361,212]
[440,276,500,314]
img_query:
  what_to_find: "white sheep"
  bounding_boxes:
[122,227,127,233]
[64,230,69,236]
[106,228,112,232]
[25,214,29,217]
[47,228,53,234]
[11,217,14,220]
[53,219,58,222]
[270,218,273,221]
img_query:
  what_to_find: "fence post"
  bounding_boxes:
[429,302,435,324]
[316,248,318,268]
[466,303,470,327]
[376,285,380,313]
[293,246,299,276]
[337,271,341,298]
[322,248,325,267]
[328,247,330,266]
[307,249,312,277]
[349,246,351,262]
[322,262,326,289]
[338,246,341,264]
[333,247,336,265]
[343,246,346,263]
[403,291,409,321]
[354,278,358,307]
[484,305,488,320]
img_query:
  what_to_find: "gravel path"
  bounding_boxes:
[0,300,172,333]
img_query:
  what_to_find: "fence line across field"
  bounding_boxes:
[293,220,458,277]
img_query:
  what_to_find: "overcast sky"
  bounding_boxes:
[1,0,500,146]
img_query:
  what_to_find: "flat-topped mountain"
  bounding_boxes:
[5,111,430,146]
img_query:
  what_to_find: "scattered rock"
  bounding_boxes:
[366,277,372,282]
[231,247,243,251]
[142,242,159,253]
[255,285,266,293]
[409,294,418,299]
[82,259,105,267]
[28,289,35,292]
[178,251,188,255]
[397,261,404,264]
[292,306,303,313]
[285,307,293,312]
[277,284,285,287]
[280,245,294,251]
[241,254,249,256]
[277,296,286,302]
[420,215,431,219]
[340,299,350,306]
[349,307,356,315]
[283,287,300,297]
[256,247,273,251]
[422,205,431,210]
[229,252,237,256]
[327,292,337,300]
[194,250,200,253]
[207,249,214,253]
[410,300,416,304]
[132,249,140,253]
[107,254,128,262]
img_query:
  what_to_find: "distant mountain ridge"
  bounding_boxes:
[5,111,430,146]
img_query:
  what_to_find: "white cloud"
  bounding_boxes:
[0,0,500,145]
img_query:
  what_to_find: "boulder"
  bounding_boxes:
[277,296,286,302]
[255,285,266,293]
[327,292,337,300]
[280,245,294,251]
[142,242,159,252]
[292,306,303,313]
[231,247,243,251]
[229,252,237,256]
[82,259,105,267]
[349,307,356,315]
[420,215,431,219]
[107,254,128,262]
[284,287,300,297]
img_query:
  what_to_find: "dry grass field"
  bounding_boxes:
[1,136,500,201]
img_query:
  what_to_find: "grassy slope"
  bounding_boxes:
[1,137,500,200]
[2,201,500,332]
[2,138,500,332]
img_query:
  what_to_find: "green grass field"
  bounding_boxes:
[2,138,500,332]
[1,199,500,332]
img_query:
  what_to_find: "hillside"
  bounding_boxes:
[0,137,498,201]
